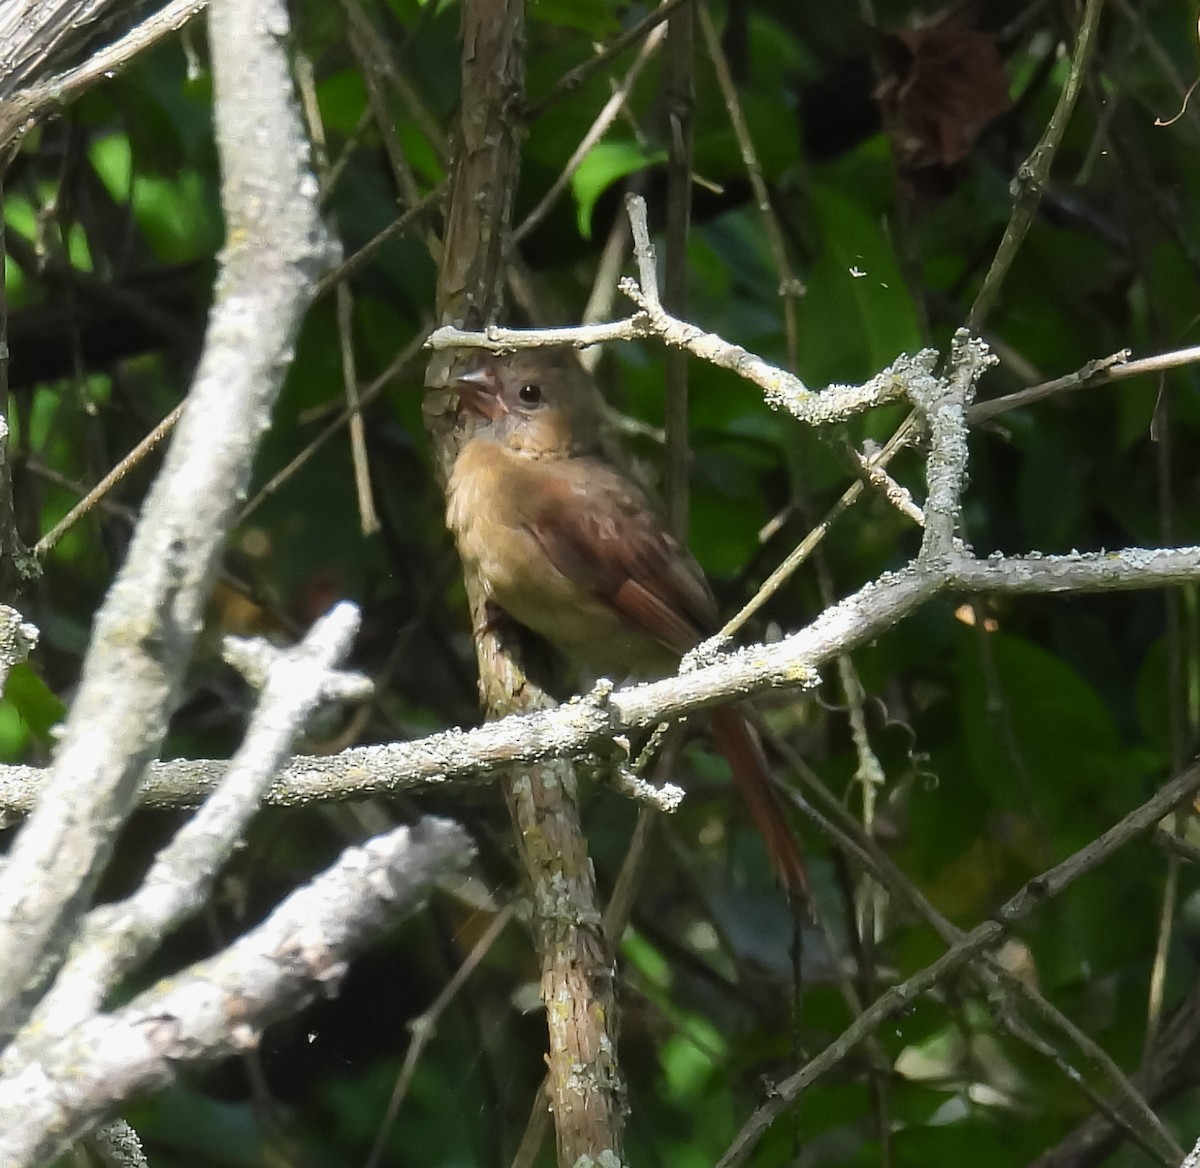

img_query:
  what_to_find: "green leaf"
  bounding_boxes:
[127,1086,264,1166]
[622,926,673,990]
[1017,420,1087,549]
[570,139,665,239]
[0,702,28,763]
[1135,637,1172,754]
[797,178,923,385]
[661,1018,725,1103]
[528,0,620,37]
[4,664,65,748]
[957,629,1144,831]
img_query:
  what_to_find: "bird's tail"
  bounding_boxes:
[709,704,809,906]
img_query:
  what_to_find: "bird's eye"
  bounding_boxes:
[518,383,543,405]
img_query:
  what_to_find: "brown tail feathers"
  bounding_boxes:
[709,705,808,905]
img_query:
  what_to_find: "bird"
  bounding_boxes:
[445,348,808,903]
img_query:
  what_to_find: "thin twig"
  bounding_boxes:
[339,0,446,165]
[342,0,441,261]
[970,344,1200,423]
[661,0,694,538]
[238,327,428,524]
[967,0,1107,331]
[322,105,374,205]
[772,742,1182,1167]
[314,184,446,303]
[510,1085,552,1168]
[803,548,894,1160]
[5,230,195,348]
[363,904,516,1168]
[35,401,184,556]
[334,236,378,535]
[1145,308,1189,1066]
[697,2,802,367]
[297,54,379,537]
[578,209,631,375]
[1153,827,1200,866]
[719,414,922,640]
[524,0,691,122]
[848,444,924,526]
[513,24,667,245]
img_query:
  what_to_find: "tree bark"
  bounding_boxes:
[426,2,626,1163]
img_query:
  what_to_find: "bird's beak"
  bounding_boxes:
[454,366,508,422]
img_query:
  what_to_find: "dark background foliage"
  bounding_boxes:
[5,0,1200,1164]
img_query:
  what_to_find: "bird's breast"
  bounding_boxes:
[446,440,534,587]
[446,440,670,675]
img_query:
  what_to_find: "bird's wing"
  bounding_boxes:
[520,457,717,657]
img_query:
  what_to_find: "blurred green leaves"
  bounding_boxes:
[571,139,666,238]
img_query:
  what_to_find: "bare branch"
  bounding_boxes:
[364,903,516,1168]
[0,817,474,1166]
[513,22,667,246]
[524,0,690,121]
[430,196,929,427]
[967,0,1106,331]
[779,758,1182,1165]
[914,330,994,561]
[0,0,336,1043]
[34,402,185,557]
[86,1121,148,1168]
[0,0,209,149]
[430,0,628,1160]
[0,547,1194,815]
[971,343,1200,424]
[3,604,368,1065]
[0,606,37,693]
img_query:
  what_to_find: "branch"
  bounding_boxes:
[524,0,692,121]
[970,342,1200,424]
[0,0,209,149]
[0,413,37,596]
[512,21,667,246]
[0,605,37,693]
[913,330,993,561]
[86,1121,147,1168]
[430,0,626,1162]
[0,547,1194,814]
[661,0,694,539]
[34,401,185,556]
[2,603,369,1066]
[0,0,336,1043]
[0,817,474,1166]
[431,195,932,427]
[1026,975,1200,1168]
[966,0,1106,331]
[0,0,122,102]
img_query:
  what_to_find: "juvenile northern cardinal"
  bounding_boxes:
[446,349,807,902]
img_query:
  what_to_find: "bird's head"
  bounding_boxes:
[454,349,599,457]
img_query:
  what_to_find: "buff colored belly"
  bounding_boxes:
[447,441,674,677]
